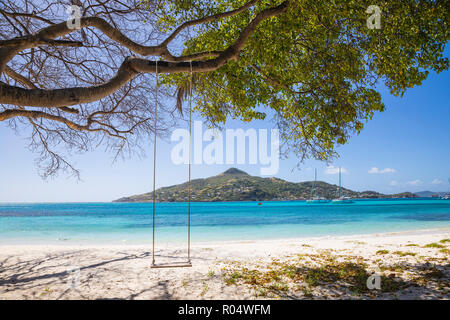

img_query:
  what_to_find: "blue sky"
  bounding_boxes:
[1,65,449,202]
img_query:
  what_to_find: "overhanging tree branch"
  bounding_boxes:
[0,1,289,109]
[160,0,259,47]
[1,0,446,179]
[0,0,263,64]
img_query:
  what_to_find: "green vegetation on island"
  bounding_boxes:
[113,168,417,202]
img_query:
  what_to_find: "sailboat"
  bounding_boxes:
[306,169,330,203]
[332,167,354,204]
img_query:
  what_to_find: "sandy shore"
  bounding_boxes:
[0,228,449,300]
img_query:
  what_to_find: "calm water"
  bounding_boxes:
[0,199,449,244]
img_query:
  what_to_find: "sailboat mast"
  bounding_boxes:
[314,168,317,197]
[339,167,342,198]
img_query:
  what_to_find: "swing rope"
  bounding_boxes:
[151,60,193,268]
[187,60,192,263]
[152,60,158,266]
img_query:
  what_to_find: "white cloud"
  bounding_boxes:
[431,179,443,185]
[368,167,379,174]
[407,179,422,186]
[368,167,397,174]
[325,166,348,175]
[389,180,399,186]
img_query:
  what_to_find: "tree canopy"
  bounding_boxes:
[0,0,448,177]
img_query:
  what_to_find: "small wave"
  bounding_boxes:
[395,213,450,221]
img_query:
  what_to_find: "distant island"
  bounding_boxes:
[414,191,449,198]
[113,168,417,202]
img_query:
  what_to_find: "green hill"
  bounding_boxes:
[113,168,417,202]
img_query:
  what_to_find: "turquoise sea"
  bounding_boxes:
[0,199,449,245]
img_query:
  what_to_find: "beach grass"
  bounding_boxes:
[222,252,410,298]
[424,243,445,249]
[393,251,416,257]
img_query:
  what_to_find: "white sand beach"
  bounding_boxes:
[1,228,449,300]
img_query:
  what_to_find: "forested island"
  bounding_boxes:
[114,168,417,202]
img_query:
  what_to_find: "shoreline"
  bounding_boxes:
[1,227,449,248]
[1,197,446,204]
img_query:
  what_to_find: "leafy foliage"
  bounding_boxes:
[1,0,448,178]
[157,0,449,161]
